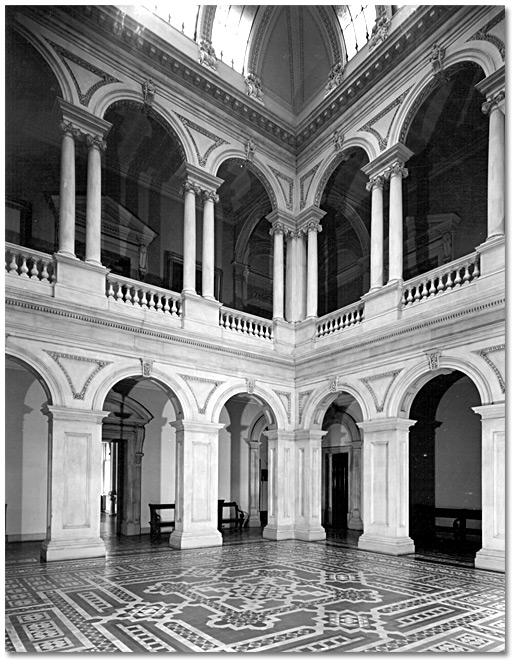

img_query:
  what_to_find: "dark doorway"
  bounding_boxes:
[332,453,349,528]
[102,440,126,536]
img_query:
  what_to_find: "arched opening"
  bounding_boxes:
[318,149,371,316]
[216,160,275,318]
[102,103,185,284]
[218,393,273,540]
[319,392,364,547]
[100,376,180,541]
[5,356,51,547]
[403,63,488,279]
[5,26,63,254]
[409,371,482,564]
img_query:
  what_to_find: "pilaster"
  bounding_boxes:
[263,430,296,540]
[293,429,327,541]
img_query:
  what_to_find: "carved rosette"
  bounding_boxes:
[482,91,505,115]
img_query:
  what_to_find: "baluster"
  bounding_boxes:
[8,252,18,275]
[462,265,471,283]
[140,289,148,308]
[132,286,140,306]
[437,274,446,293]
[446,271,454,290]
[19,255,29,278]
[115,281,124,302]
[472,261,480,279]
[29,258,39,280]
[107,281,115,300]
[420,281,428,299]
[41,260,50,283]
[454,267,462,287]
[429,278,437,296]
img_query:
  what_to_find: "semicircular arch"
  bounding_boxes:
[208,381,286,430]
[302,383,371,431]
[5,345,62,406]
[388,356,493,419]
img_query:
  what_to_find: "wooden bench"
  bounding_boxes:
[149,503,175,540]
[435,507,482,541]
[218,500,248,533]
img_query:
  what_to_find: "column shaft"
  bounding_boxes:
[85,138,104,265]
[306,227,319,318]
[272,229,285,320]
[388,169,405,282]
[183,184,197,294]
[487,106,505,238]
[202,193,216,299]
[58,126,77,257]
[369,178,384,289]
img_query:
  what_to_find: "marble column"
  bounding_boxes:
[248,440,262,527]
[270,223,286,320]
[58,122,80,258]
[366,175,385,290]
[182,180,199,295]
[85,135,107,266]
[263,430,295,540]
[40,406,109,561]
[294,430,327,541]
[482,92,505,239]
[357,418,416,555]
[305,221,322,318]
[169,420,224,549]
[386,162,408,283]
[202,190,219,299]
[472,404,505,572]
[285,231,306,322]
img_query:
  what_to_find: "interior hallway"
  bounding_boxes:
[5,518,504,653]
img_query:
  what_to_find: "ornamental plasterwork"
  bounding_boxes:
[430,44,448,83]
[198,39,217,70]
[141,359,154,377]
[359,89,410,151]
[268,166,294,211]
[245,138,257,162]
[177,115,229,168]
[244,72,264,104]
[299,163,321,210]
[274,390,292,424]
[368,12,391,50]
[46,40,120,106]
[360,369,402,413]
[426,350,441,371]
[472,345,505,394]
[246,378,256,394]
[142,79,157,114]
[298,390,313,424]
[45,351,112,400]
[329,376,340,393]
[325,63,345,97]
[180,375,224,415]
[467,10,505,61]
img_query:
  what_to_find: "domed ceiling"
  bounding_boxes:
[146,4,377,113]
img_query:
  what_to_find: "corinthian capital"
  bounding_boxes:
[85,134,107,152]
[201,189,219,204]
[366,175,385,192]
[482,90,505,115]
[180,179,201,197]
[384,162,408,180]
[303,220,323,234]
[59,121,82,140]
[269,221,289,236]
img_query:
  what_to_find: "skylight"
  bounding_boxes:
[334,5,377,59]
[141,2,200,40]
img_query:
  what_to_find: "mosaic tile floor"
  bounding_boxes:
[5,529,505,653]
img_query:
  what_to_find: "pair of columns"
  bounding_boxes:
[267,207,325,322]
[55,99,112,265]
[179,165,223,300]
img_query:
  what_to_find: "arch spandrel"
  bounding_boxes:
[208,381,288,431]
[5,345,63,406]
[387,356,494,420]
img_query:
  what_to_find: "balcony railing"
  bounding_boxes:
[316,300,364,339]
[106,274,182,317]
[402,252,480,307]
[5,243,56,283]
[219,306,273,340]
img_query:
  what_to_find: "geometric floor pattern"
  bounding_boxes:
[5,538,505,653]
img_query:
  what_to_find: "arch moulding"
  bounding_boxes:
[6,342,64,406]
[388,356,494,419]
[302,382,371,431]
[208,380,288,431]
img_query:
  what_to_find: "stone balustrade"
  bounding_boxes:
[107,274,182,317]
[402,252,480,307]
[219,306,273,340]
[5,243,56,283]
[316,301,364,339]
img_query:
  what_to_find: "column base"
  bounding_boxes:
[474,547,505,572]
[40,537,107,561]
[168,529,223,550]
[294,525,326,541]
[348,518,364,531]
[263,525,295,541]
[248,514,262,528]
[357,534,415,556]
